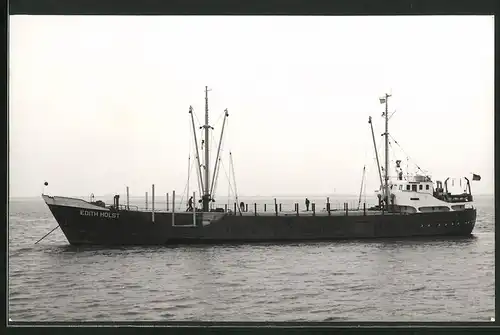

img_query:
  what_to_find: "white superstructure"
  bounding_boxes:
[378,174,474,213]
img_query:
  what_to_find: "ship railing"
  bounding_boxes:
[210,201,360,212]
[112,192,389,216]
[207,201,382,216]
[117,199,368,213]
[114,204,139,211]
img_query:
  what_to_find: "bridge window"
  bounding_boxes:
[400,206,417,213]
[419,206,451,212]
[412,185,417,192]
[399,185,403,190]
[419,185,423,190]
[406,185,410,191]
[426,185,430,190]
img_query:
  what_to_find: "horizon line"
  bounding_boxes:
[8,193,495,200]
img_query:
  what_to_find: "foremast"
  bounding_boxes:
[188,86,229,212]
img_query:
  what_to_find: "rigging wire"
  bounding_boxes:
[188,106,204,197]
[207,112,229,200]
[229,152,240,215]
[388,140,399,181]
[187,115,192,202]
[364,124,384,195]
[227,154,232,208]
[179,156,197,211]
[357,166,366,210]
[192,106,207,195]
[219,158,236,201]
[206,120,235,204]
[364,167,367,205]
[370,134,385,190]
[361,123,372,200]
[209,132,220,198]
[211,114,232,205]
[192,122,203,197]
[388,134,427,176]
[192,108,202,128]
[210,130,226,201]
[212,109,226,129]
[209,129,220,190]
[187,155,190,206]
[212,158,222,203]
[225,119,234,207]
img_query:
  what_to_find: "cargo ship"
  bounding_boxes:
[39,88,478,245]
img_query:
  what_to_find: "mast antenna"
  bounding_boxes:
[202,86,213,212]
[380,92,391,210]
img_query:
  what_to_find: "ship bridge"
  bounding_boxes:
[387,174,473,214]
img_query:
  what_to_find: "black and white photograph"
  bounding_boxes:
[8,15,494,322]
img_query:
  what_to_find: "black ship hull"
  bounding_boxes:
[44,200,476,246]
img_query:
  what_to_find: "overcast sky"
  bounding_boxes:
[9,15,494,198]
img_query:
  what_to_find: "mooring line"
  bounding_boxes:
[34,225,60,244]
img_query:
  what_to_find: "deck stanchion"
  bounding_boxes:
[172,190,175,226]
[126,186,130,210]
[296,203,299,216]
[245,203,248,212]
[166,193,169,211]
[312,203,316,216]
[279,203,282,212]
[224,204,228,213]
[327,197,331,216]
[346,202,349,216]
[363,202,366,216]
[145,192,148,210]
[274,198,278,216]
[152,184,155,223]
[254,203,257,216]
[193,192,196,227]
[234,202,237,215]
[264,204,267,212]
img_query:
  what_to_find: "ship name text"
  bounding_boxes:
[80,210,120,219]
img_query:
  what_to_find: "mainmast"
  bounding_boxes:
[202,86,212,212]
[380,93,391,208]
